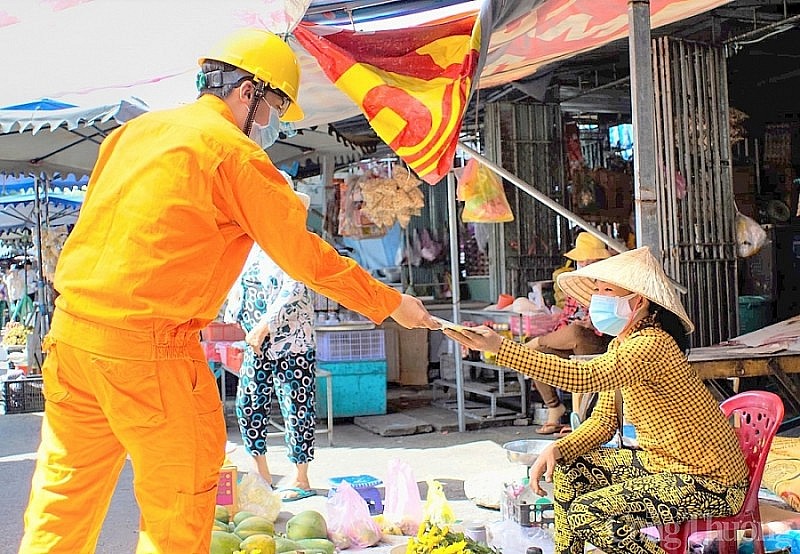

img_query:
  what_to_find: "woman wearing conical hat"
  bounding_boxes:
[444,247,749,554]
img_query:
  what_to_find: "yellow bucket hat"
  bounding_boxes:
[564,232,612,262]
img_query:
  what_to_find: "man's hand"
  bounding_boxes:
[390,294,439,329]
[528,442,561,497]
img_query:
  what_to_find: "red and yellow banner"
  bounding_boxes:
[295,16,483,185]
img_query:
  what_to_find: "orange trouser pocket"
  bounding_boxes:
[20,337,226,554]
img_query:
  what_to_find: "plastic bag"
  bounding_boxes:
[421,480,455,527]
[326,481,382,549]
[236,473,281,523]
[457,158,514,223]
[382,458,423,535]
[735,212,767,258]
[486,519,554,554]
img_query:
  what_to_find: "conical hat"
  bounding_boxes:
[556,246,694,334]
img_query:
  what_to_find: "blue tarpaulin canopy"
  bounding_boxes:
[0,175,86,235]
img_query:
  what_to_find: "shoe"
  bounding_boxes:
[279,487,316,502]
[535,422,562,435]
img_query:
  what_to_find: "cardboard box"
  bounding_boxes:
[732,166,756,196]
[380,321,429,385]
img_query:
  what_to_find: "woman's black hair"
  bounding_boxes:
[646,301,690,353]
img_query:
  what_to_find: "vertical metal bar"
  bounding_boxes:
[447,172,466,433]
[715,47,738,339]
[628,0,661,256]
[663,39,681,279]
[707,46,725,343]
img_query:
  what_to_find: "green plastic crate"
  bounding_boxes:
[317,360,386,417]
[738,295,773,335]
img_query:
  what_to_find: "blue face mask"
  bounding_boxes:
[249,105,281,150]
[589,293,636,336]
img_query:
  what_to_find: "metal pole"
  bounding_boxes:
[628,0,661,257]
[447,171,466,432]
[457,142,628,254]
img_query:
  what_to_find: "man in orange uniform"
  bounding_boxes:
[19,29,437,554]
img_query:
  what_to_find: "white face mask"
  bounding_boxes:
[249,105,281,150]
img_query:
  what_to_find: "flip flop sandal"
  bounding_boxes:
[279,487,316,502]
[535,422,562,435]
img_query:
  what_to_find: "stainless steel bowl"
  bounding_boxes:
[503,439,552,466]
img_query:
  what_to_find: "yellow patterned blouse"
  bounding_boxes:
[496,326,748,485]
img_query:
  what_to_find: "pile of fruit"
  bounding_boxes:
[2,321,31,346]
[211,505,335,554]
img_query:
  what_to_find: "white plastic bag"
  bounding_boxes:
[735,212,767,258]
[236,473,281,523]
[486,519,554,554]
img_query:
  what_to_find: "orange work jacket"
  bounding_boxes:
[53,95,400,344]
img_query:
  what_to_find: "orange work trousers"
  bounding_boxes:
[19,310,226,554]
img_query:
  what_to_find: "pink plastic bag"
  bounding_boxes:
[326,481,382,549]
[382,458,423,535]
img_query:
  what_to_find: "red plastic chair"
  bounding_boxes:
[659,390,784,554]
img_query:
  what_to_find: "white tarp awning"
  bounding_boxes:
[0,99,148,177]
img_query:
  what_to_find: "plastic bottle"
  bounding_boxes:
[517,477,538,526]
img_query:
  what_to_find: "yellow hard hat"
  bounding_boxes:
[200,28,304,122]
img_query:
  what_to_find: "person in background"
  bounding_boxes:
[528,232,612,435]
[20,29,437,554]
[443,247,748,554]
[225,191,318,502]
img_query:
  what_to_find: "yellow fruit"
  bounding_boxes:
[215,505,231,524]
[233,510,259,526]
[234,516,275,539]
[213,521,229,532]
[239,533,276,554]
[286,510,328,540]
[274,537,301,553]
[210,530,241,554]
[295,538,335,554]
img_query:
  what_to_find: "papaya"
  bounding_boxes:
[286,510,328,540]
[239,533,276,554]
[210,530,241,554]
[234,515,275,539]
[274,536,301,553]
[233,510,259,526]
[212,520,229,532]
[215,505,231,524]
[295,538,335,554]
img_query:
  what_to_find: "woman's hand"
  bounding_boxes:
[442,326,503,353]
[529,442,561,497]
[246,321,270,355]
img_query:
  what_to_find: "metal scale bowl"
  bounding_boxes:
[501,439,555,528]
[503,439,552,476]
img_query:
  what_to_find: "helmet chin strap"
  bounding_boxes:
[242,81,266,137]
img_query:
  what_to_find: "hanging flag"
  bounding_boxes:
[294,9,489,185]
